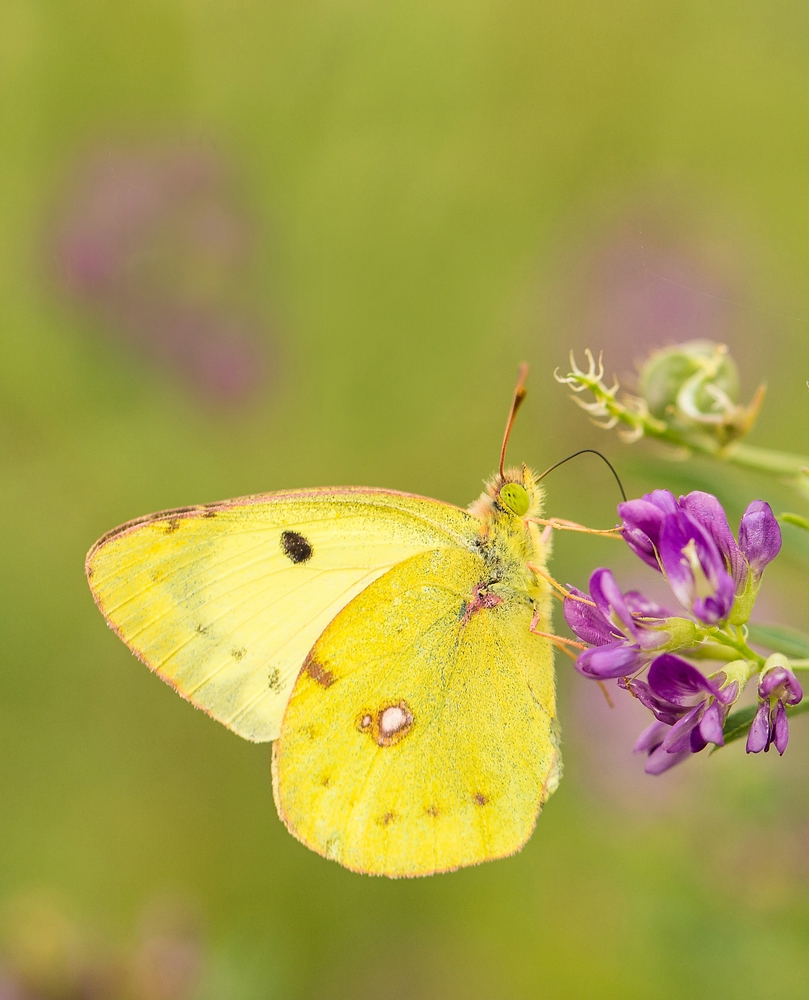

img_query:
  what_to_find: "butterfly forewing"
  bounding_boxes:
[273,547,559,877]
[86,489,476,742]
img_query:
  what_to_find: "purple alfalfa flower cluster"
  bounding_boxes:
[564,489,804,774]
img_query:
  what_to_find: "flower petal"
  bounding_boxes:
[634,719,669,754]
[773,699,789,755]
[618,492,677,569]
[644,744,693,775]
[623,591,674,619]
[563,586,616,645]
[624,678,684,726]
[759,665,804,705]
[745,700,771,754]
[588,568,638,639]
[576,641,645,679]
[647,654,722,705]
[739,500,782,577]
[657,510,735,623]
[682,491,746,587]
[698,701,725,746]
[661,704,703,753]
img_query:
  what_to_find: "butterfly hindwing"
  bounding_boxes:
[86,489,476,742]
[272,547,559,877]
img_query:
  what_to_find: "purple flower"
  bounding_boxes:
[746,664,803,756]
[618,489,780,625]
[630,654,739,774]
[564,569,672,679]
[619,490,734,622]
[738,500,782,578]
[656,509,735,624]
[617,489,678,569]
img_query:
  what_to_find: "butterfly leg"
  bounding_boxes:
[527,517,622,538]
[529,607,587,651]
[526,562,595,606]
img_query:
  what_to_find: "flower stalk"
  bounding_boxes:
[555,347,809,497]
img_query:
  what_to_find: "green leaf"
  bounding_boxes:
[781,512,809,531]
[747,622,809,659]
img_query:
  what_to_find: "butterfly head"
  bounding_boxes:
[470,464,544,523]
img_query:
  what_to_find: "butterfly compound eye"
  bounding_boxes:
[499,482,529,516]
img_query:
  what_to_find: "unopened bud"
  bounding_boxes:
[638,340,762,446]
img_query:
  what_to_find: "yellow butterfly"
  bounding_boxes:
[86,366,560,877]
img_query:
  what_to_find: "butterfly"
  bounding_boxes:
[85,366,560,877]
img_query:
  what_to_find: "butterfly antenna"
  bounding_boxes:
[499,363,529,479]
[537,449,627,502]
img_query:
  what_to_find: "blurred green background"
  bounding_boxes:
[3,1,809,997]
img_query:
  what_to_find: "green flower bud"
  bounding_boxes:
[638,340,763,446]
[640,340,738,421]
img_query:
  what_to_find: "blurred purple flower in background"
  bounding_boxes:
[0,894,204,1000]
[53,145,271,404]
[558,213,757,390]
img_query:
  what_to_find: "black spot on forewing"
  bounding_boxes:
[473,793,488,807]
[281,530,313,563]
[268,667,281,692]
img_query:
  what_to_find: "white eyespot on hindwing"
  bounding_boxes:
[356,700,414,747]
[380,705,407,736]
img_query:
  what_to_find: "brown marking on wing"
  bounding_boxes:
[304,654,336,688]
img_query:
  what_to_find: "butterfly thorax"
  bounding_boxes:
[467,465,548,604]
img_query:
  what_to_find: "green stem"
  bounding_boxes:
[788,659,809,669]
[723,442,809,478]
[705,627,765,668]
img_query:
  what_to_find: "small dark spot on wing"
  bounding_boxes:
[231,647,246,661]
[281,530,313,564]
[194,623,210,636]
[321,775,331,788]
[268,667,281,692]
[165,518,181,534]
[425,804,441,818]
[379,811,397,827]
[473,793,488,807]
